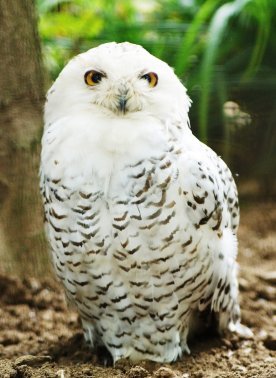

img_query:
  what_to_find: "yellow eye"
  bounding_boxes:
[84,70,104,86]
[141,72,158,87]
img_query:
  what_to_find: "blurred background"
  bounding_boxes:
[0,0,275,275]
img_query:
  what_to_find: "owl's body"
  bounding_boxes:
[40,42,251,363]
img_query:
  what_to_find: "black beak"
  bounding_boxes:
[119,97,127,113]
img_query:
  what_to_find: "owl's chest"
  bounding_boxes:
[73,154,185,245]
[108,158,187,254]
[45,150,193,260]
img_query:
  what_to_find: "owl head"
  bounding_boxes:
[45,42,191,128]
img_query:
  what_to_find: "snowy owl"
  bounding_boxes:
[40,42,252,364]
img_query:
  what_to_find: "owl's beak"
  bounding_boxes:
[118,96,127,114]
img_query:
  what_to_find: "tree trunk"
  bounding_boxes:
[0,0,48,275]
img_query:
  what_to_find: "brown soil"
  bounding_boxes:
[0,202,275,378]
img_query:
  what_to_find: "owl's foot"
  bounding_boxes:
[96,345,114,367]
[217,302,253,340]
[219,311,253,339]
[227,321,253,339]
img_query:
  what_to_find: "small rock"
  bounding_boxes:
[14,355,52,367]
[242,347,252,355]
[221,338,233,348]
[226,350,234,359]
[258,286,276,300]
[257,329,268,340]
[193,372,204,378]
[41,309,54,322]
[81,366,93,376]
[153,366,178,378]
[128,366,149,378]
[35,288,53,309]
[264,356,276,363]
[239,277,249,290]
[232,365,247,373]
[263,337,276,351]
[0,331,22,346]
[26,277,41,293]
[257,271,276,285]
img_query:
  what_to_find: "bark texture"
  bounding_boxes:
[0,0,47,274]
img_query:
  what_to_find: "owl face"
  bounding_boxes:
[45,42,191,127]
[82,57,159,115]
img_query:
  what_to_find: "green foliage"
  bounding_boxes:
[37,0,275,145]
[199,0,252,140]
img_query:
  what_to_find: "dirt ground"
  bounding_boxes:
[0,202,275,378]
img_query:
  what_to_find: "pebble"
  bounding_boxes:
[193,372,204,378]
[127,366,149,378]
[232,365,247,373]
[14,354,52,367]
[0,331,22,346]
[257,271,276,285]
[239,277,249,290]
[258,286,276,300]
[226,350,234,359]
[264,356,276,363]
[81,366,94,376]
[221,338,233,348]
[27,277,41,293]
[153,366,179,378]
[257,329,268,340]
[263,337,276,351]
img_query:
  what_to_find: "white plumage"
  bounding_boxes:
[40,42,252,363]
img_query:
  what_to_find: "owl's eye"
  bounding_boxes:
[84,70,104,86]
[141,72,158,87]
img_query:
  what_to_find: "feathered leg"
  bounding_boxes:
[212,261,253,338]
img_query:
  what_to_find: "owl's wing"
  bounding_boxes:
[180,143,239,235]
[177,143,241,318]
